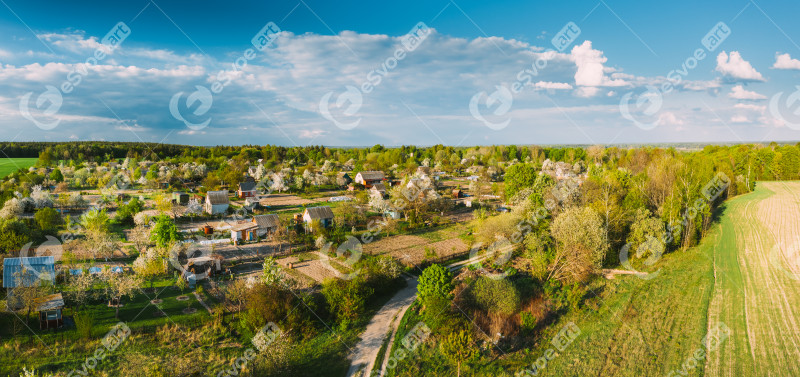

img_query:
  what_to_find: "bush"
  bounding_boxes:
[520,311,537,334]
[321,277,373,328]
[74,311,95,339]
[469,277,520,315]
[417,264,453,308]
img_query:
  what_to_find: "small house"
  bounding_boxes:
[452,188,463,198]
[354,171,385,188]
[370,183,387,198]
[3,257,56,289]
[253,214,280,237]
[230,222,259,243]
[205,191,230,215]
[238,181,257,198]
[302,206,335,231]
[34,293,64,330]
[337,172,353,186]
[172,192,190,205]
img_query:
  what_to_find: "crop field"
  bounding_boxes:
[0,158,37,178]
[486,182,800,377]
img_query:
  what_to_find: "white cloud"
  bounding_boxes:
[772,53,800,70]
[730,115,749,123]
[658,112,685,125]
[728,85,766,100]
[532,81,572,90]
[734,103,766,112]
[570,41,628,96]
[715,51,765,81]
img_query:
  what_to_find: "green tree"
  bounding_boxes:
[550,206,608,282]
[49,168,64,183]
[417,264,454,308]
[504,163,537,200]
[150,215,180,249]
[440,330,477,377]
[34,207,62,233]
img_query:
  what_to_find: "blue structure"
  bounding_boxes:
[3,257,56,288]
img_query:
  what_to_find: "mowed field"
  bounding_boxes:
[0,158,37,178]
[498,182,800,377]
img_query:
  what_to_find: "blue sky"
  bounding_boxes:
[3,0,800,146]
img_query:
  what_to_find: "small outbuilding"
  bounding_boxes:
[34,293,64,330]
[3,257,56,289]
[253,214,280,237]
[230,222,259,243]
[205,191,230,215]
[302,206,335,231]
[370,183,387,198]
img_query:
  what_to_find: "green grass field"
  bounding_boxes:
[390,182,800,376]
[0,158,38,178]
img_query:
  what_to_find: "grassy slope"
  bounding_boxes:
[390,183,800,376]
[0,158,38,178]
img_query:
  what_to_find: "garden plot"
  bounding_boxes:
[364,234,468,266]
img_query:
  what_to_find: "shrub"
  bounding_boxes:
[417,264,453,308]
[74,311,95,339]
[469,277,520,315]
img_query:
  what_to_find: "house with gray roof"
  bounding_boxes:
[204,191,230,214]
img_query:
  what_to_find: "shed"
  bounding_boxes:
[302,206,335,231]
[230,222,259,243]
[34,293,64,329]
[370,183,387,198]
[253,214,280,237]
[3,257,55,288]
[205,191,230,214]
[172,192,190,205]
